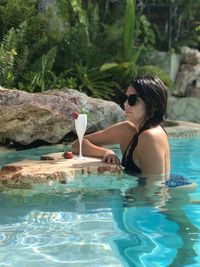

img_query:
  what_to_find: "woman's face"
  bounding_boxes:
[124,86,146,128]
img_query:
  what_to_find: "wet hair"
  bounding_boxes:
[127,75,168,153]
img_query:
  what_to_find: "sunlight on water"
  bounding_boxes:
[0,138,200,266]
[0,188,182,267]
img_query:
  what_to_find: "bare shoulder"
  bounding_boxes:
[109,121,137,148]
[115,120,137,136]
[116,120,137,130]
[138,126,167,146]
[105,120,136,134]
[136,126,169,175]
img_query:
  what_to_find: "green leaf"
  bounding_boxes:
[123,0,135,61]
[130,43,144,62]
[100,63,119,72]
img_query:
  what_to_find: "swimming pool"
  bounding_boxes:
[0,138,200,266]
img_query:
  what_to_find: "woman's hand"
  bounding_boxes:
[102,150,120,164]
[72,139,120,164]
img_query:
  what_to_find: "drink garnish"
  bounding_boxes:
[71,112,79,120]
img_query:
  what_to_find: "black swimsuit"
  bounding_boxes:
[121,134,141,175]
[122,126,168,175]
[121,130,192,188]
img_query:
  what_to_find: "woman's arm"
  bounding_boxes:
[71,121,136,163]
[72,138,120,163]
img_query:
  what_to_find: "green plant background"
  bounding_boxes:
[0,0,199,100]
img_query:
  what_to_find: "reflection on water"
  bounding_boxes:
[0,177,199,267]
[0,139,200,266]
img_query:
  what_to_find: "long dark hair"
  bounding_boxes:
[127,75,168,152]
[130,75,168,131]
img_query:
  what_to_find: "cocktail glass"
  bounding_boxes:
[74,114,87,159]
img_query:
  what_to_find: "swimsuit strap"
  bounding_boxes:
[161,124,168,135]
[124,124,167,159]
[127,133,139,159]
[122,132,139,165]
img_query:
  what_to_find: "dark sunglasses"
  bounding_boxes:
[122,94,139,106]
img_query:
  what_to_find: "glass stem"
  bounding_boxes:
[79,138,83,158]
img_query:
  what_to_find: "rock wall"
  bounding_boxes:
[167,46,200,123]
[167,96,200,123]
[174,46,200,97]
[0,87,125,147]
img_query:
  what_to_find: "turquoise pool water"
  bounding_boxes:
[0,139,200,267]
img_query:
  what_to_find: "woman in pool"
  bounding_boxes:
[72,75,170,178]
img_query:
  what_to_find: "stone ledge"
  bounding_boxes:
[166,120,200,138]
[0,156,121,187]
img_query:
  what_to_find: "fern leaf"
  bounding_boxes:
[1,28,16,52]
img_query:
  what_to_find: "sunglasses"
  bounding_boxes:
[122,94,140,106]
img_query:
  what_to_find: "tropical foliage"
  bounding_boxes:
[0,21,27,88]
[0,0,199,100]
[137,0,200,51]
